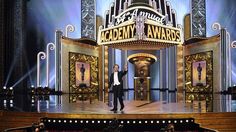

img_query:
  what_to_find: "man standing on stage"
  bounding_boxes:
[109,64,128,113]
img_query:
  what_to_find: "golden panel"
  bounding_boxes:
[69,93,98,103]
[185,93,213,112]
[185,51,213,93]
[185,51,213,111]
[69,52,99,94]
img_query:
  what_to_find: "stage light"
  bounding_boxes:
[3,100,6,104]
[156,121,159,123]
[3,86,6,89]
[31,85,35,88]
[75,120,77,123]
[109,121,112,123]
[32,100,35,103]
[48,120,51,122]
[97,120,100,123]
[186,120,189,122]
[139,121,141,124]
[80,120,83,123]
[168,120,171,123]
[70,120,72,123]
[162,120,165,123]
[127,121,130,124]
[92,120,94,123]
[151,121,153,123]
[133,121,136,124]
[10,104,13,107]
[191,119,194,122]
[174,120,177,123]
[86,120,89,123]
[58,120,61,123]
[64,120,67,123]
[121,121,123,124]
[103,121,106,123]
[180,120,183,123]
[10,87,13,90]
[53,120,56,123]
[10,100,13,103]
[145,121,148,123]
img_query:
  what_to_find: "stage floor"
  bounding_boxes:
[0,93,235,114]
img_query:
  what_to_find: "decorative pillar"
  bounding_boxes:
[46,43,55,87]
[37,52,46,87]
[212,23,228,91]
[191,0,206,37]
[168,46,177,102]
[81,0,96,39]
[65,24,75,37]
[55,30,63,92]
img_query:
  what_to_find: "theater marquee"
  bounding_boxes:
[98,6,183,45]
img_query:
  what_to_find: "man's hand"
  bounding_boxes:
[124,64,128,71]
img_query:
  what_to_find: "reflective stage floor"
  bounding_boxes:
[0,93,235,114]
[1,93,236,132]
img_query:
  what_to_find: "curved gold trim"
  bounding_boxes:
[127,53,157,62]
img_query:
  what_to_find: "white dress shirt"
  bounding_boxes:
[113,72,120,85]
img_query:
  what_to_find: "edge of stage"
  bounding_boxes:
[1,110,236,131]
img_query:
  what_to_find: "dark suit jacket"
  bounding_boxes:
[109,70,128,95]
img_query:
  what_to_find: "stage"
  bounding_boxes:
[1,93,235,113]
[1,93,236,131]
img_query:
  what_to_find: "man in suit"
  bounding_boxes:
[109,64,128,113]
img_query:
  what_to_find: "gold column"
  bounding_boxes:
[134,78,137,100]
[147,78,150,101]
[177,45,184,102]
[184,14,191,41]
[104,46,109,103]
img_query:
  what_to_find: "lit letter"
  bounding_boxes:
[118,27,123,40]
[105,31,110,42]
[161,28,166,40]
[123,26,130,39]
[101,31,105,42]
[176,31,181,42]
[108,29,113,41]
[147,25,153,38]
[171,30,176,41]
[130,24,135,38]
[166,29,171,41]
[113,28,118,41]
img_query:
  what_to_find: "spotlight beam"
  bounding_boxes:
[12,66,37,87]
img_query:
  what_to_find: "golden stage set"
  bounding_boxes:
[59,0,228,111]
[1,0,236,131]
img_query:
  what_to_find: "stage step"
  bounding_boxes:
[1,111,236,131]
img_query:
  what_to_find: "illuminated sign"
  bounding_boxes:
[98,5,183,45]
[114,6,165,25]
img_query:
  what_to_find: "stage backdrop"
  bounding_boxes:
[61,38,99,96]
[185,51,213,112]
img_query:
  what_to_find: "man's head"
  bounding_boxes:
[113,64,119,72]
